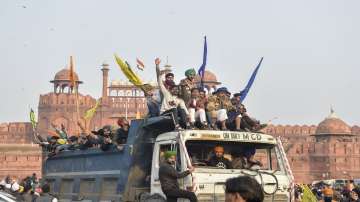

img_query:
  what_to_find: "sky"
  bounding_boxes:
[0,0,359,125]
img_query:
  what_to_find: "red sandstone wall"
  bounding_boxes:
[0,145,42,180]
[265,124,360,183]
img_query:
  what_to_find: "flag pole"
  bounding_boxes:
[75,88,80,135]
[70,55,80,136]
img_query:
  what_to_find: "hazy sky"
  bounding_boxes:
[0,0,359,125]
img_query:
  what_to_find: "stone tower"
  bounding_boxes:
[310,109,358,180]
[37,68,96,136]
[101,62,110,98]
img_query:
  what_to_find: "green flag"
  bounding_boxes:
[30,108,37,130]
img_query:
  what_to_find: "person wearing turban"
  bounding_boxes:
[207,145,232,169]
[179,68,197,104]
[156,58,190,129]
[159,150,197,202]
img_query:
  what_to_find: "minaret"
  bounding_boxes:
[101,62,109,98]
[161,56,173,75]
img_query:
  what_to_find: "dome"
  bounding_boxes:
[52,68,80,82]
[315,110,352,135]
[195,70,220,84]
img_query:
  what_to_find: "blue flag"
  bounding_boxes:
[239,57,264,102]
[197,36,207,87]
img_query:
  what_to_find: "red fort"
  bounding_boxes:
[1,63,359,183]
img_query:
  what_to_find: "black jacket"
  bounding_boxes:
[115,128,128,144]
[159,162,190,193]
[207,156,233,169]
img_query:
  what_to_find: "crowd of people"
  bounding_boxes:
[145,58,267,131]
[294,181,360,202]
[0,173,55,201]
[35,118,129,157]
[34,58,267,157]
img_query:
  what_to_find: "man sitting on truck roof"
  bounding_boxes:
[207,145,232,169]
[156,58,190,130]
[207,87,234,130]
[227,93,267,132]
[159,150,197,202]
[179,68,197,104]
[187,87,208,129]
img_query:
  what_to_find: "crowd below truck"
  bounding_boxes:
[294,179,360,202]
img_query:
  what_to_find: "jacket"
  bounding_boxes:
[207,95,234,112]
[179,78,196,104]
[159,162,191,193]
[157,70,189,115]
[207,156,233,169]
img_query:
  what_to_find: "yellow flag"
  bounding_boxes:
[301,184,318,202]
[114,54,143,86]
[114,54,157,95]
[29,108,37,130]
[84,100,100,121]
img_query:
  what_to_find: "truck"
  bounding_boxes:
[42,116,294,202]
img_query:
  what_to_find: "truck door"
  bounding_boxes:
[150,140,182,196]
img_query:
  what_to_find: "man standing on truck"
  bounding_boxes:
[159,150,197,202]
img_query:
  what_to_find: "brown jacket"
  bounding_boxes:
[207,95,234,112]
[179,78,196,104]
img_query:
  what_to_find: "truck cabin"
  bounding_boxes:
[151,130,291,201]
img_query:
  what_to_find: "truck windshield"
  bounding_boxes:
[186,140,281,171]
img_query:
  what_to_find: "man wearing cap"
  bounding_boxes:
[179,68,197,104]
[156,58,190,129]
[208,145,232,169]
[159,150,197,202]
[207,87,235,130]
